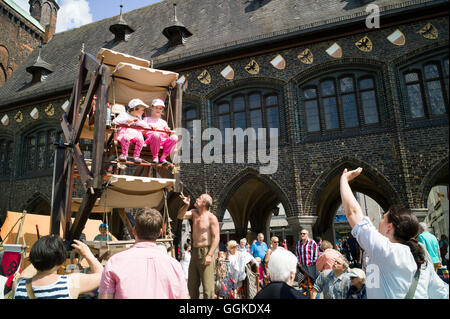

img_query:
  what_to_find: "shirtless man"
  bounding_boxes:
[177,193,220,299]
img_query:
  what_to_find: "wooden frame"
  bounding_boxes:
[50,48,184,242]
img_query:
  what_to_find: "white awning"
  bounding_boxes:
[96,175,175,209]
[110,62,178,106]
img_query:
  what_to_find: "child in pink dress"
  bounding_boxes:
[113,98,150,163]
[143,98,178,164]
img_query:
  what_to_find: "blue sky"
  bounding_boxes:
[14,0,163,33]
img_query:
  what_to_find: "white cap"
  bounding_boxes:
[152,98,165,108]
[348,268,366,280]
[128,98,149,109]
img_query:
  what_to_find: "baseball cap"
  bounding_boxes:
[152,98,165,108]
[128,98,149,109]
[348,268,366,280]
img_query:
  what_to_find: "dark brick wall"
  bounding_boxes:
[0,15,448,236]
[0,2,44,86]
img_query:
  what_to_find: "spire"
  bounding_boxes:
[109,3,134,42]
[162,3,192,47]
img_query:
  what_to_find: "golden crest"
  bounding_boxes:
[245,59,260,74]
[387,29,406,46]
[355,36,373,52]
[298,49,314,65]
[418,23,438,40]
[79,95,86,106]
[45,103,55,116]
[14,111,23,123]
[197,70,211,85]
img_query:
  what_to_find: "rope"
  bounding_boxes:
[167,87,175,130]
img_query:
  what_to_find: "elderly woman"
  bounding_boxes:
[347,268,367,299]
[223,240,256,298]
[312,255,351,299]
[254,248,308,299]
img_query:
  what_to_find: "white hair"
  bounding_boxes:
[418,222,428,232]
[240,238,247,244]
[267,248,298,283]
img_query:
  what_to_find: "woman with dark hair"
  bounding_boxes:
[12,235,103,299]
[340,168,448,299]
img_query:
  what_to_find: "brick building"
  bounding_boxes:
[0,0,448,246]
[0,0,59,87]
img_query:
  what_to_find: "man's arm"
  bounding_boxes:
[177,194,193,220]
[204,214,220,266]
[340,168,364,229]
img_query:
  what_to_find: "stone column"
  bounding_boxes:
[287,215,318,247]
[411,208,428,222]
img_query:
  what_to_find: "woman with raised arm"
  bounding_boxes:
[340,167,448,299]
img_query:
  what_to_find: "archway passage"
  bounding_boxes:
[24,194,51,215]
[311,162,399,245]
[224,177,281,240]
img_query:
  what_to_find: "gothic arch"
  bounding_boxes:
[216,167,295,238]
[23,192,51,215]
[419,156,449,208]
[305,156,400,238]
[204,77,287,101]
[292,57,386,86]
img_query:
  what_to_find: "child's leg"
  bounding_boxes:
[160,135,179,161]
[131,135,144,158]
[144,132,163,158]
[117,132,130,157]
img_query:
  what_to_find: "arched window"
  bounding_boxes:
[300,70,381,134]
[214,88,281,142]
[21,127,62,176]
[182,102,200,153]
[402,56,448,119]
[0,137,14,179]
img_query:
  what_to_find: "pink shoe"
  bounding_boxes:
[152,157,159,164]
[118,155,127,162]
[133,157,143,163]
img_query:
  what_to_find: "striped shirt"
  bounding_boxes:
[14,276,72,299]
[296,239,319,266]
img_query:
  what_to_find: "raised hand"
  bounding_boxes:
[180,193,191,206]
[341,167,363,183]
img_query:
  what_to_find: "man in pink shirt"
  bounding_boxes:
[316,240,343,273]
[98,209,189,299]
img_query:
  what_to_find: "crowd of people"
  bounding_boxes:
[4,168,449,299]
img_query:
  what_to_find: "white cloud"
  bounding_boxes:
[56,0,93,33]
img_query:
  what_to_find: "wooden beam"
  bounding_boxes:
[173,83,183,193]
[91,65,110,190]
[73,144,93,189]
[68,189,101,241]
[72,69,102,145]
[117,209,135,239]
[67,52,86,124]
[61,114,73,144]
[50,144,67,235]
